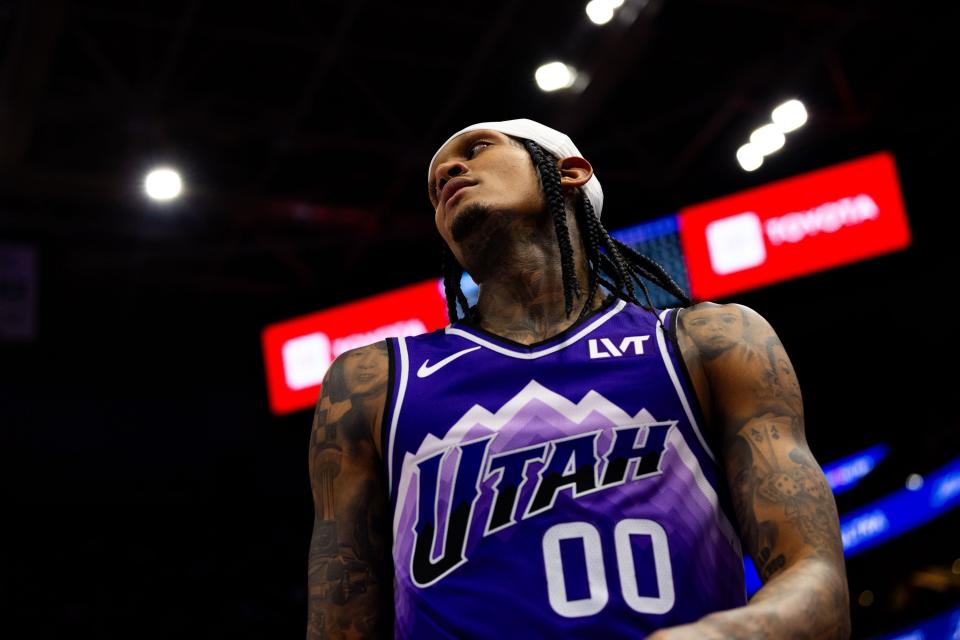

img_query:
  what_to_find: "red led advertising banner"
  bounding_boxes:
[261,279,448,415]
[679,152,911,300]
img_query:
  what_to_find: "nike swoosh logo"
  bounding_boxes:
[417,346,482,378]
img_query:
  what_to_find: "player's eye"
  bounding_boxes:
[465,140,491,159]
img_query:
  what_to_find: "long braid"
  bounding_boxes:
[523,139,581,317]
[612,238,691,306]
[583,203,658,312]
[577,196,642,306]
[575,193,602,322]
[583,194,688,314]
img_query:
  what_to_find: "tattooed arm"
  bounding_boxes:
[652,303,849,639]
[307,342,393,639]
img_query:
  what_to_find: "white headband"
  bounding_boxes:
[428,118,604,218]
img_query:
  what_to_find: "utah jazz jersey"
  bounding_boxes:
[382,298,746,638]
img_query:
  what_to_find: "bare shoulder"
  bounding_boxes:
[678,302,802,430]
[677,301,773,334]
[672,303,728,430]
[313,340,390,458]
[676,302,780,363]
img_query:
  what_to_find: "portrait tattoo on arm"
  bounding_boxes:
[307,342,393,640]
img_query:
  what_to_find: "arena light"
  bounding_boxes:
[144,167,183,201]
[585,1,614,25]
[749,124,785,155]
[906,473,924,491]
[771,99,808,133]
[736,143,764,172]
[585,0,624,25]
[535,62,578,92]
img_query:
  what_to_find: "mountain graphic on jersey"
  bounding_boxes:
[392,379,742,631]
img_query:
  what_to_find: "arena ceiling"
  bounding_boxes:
[1,0,953,303]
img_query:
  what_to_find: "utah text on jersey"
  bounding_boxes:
[405,402,675,587]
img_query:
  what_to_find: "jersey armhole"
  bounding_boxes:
[380,338,397,468]
[665,307,721,459]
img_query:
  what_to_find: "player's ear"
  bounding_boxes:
[557,156,593,189]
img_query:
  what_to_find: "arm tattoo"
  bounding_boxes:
[307,342,392,639]
[682,304,849,638]
[729,418,840,579]
[760,336,805,429]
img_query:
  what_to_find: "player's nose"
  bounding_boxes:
[434,160,467,195]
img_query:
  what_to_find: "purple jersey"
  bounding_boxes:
[383,298,746,638]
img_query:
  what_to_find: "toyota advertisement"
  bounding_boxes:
[679,152,911,300]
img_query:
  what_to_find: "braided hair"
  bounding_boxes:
[441,139,691,323]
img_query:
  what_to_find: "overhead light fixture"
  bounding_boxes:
[772,99,808,133]
[585,0,624,25]
[535,62,578,92]
[749,124,786,155]
[735,97,809,171]
[144,167,183,202]
[736,143,764,172]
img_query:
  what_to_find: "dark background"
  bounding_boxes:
[2,1,958,637]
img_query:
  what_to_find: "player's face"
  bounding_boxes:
[342,346,388,396]
[428,130,544,261]
[683,308,745,359]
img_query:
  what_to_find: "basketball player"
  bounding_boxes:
[306,120,850,639]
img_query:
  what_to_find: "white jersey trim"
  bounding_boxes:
[388,336,410,495]
[656,309,717,463]
[444,299,628,359]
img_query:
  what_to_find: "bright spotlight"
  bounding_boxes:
[586,0,626,24]
[772,99,808,133]
[736,143,764,172]
[144,167,183,201]
[749,124,786,155]
[535,62,578,92]
[586,0,615,24]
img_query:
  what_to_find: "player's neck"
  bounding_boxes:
[471,213,603,345]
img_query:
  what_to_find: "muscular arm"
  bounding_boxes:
[659,303,849,639]
[307,342,393,639]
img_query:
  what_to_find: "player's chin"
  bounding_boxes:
[450,201,490,243]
